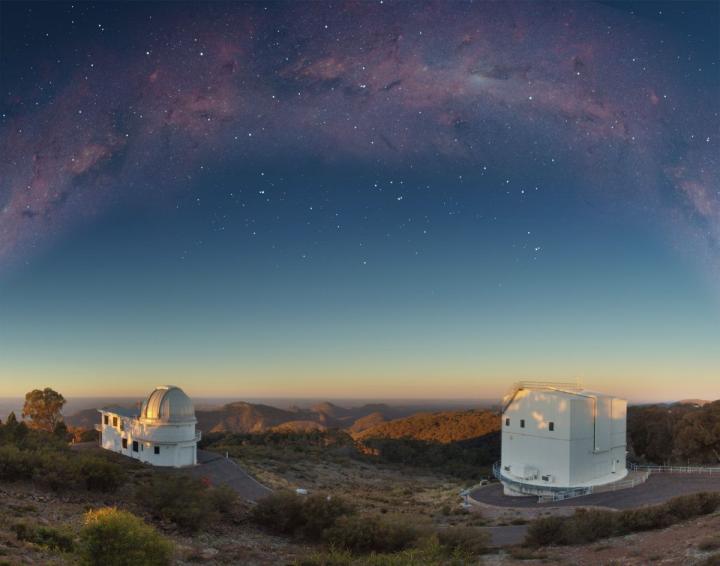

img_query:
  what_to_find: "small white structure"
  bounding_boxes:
[498,381,627,496]
[97,385,200,468]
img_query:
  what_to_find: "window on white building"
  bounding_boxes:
[505,418,510,426]
[549,422,555,431]
[122,438,127,449]
[520,419,525,428]
[154,446,160,455]
[103,415,109,425]
[132,441,139,452]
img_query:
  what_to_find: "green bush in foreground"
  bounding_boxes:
[525,492,720,547]
[79,508,173,566]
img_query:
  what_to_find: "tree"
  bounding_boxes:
[22,388,66,432]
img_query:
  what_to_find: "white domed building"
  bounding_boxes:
[97,385,201,467]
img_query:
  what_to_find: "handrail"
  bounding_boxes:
[629,463,720,474]
[492,462,593,501]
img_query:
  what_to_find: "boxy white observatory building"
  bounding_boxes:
[498,382,627,496]
[97,385,200,468]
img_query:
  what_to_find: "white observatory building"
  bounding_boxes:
[497,382,627,496]
[97,385,200,468]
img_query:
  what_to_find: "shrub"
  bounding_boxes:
[300,494,356,540]
[698,537,720,552]
[78,456,126,492]
[251,491,306,535]
[525,492,720,547]
[616,506,670,534]
[0,446,35,481]
[565,509,618,544]
[436,526,489,555]
[323,515,421,554]
[136,474,237,532]
[79,508,173,566]
[251,491,355,540]
[524,515,566,547]
[206,483,240,515]
[12,522,74,552]
[32,451,77,491]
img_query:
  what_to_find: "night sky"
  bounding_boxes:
[0,1,718,401]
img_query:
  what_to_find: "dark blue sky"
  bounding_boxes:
[0,1,718,400]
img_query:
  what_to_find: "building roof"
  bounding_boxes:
[100,405,139,418]
[502,381,624,413]
[140,385,196,424]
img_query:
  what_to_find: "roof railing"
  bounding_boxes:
[501,380,583,413]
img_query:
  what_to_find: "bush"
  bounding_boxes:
[136,474,237,532]
[251,491,355,540]
[206,483,240,515]
[252,491,306,535]
[525,492,720,547]
[12,522,74,552]
[565,509,618,544]
[300,494,356,540]
[78,457,126,492]
[0,445,125,493]
[323,515,421,554]
[79,508,173,566]
[0,446,35,481]
[436,526,489,555]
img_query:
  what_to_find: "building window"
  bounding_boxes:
[112,416,118,427]
[520,419,525,428]
[505,418,510,426]
[132,441,139,452]
[120,421,124,431]
[103,415,109,425]
[549,422,555,431]
[154,446,160,455]
[122,438,127,449]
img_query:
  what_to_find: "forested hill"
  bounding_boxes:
[353,410,500,443]
[628,400,720,465]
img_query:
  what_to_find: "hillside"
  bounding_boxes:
[195,402,302,433]
[354,410,500,443]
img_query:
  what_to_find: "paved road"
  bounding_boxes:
[471,473,720,510]
[185,450,272,502]
[483,525,528,546]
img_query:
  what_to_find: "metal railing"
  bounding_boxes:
[629,463,720,474]
[492,462,593,501]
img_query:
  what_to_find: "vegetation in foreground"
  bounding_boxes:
[525,491,720,547]
[251,490,489,561]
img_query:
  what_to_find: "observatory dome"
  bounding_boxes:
[140,385,196,423]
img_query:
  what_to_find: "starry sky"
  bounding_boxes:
[0,1,718,402]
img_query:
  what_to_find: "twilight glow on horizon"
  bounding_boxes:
[0,1,718,403]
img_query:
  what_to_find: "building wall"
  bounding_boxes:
[99,410,198,467]
[501,390,574,486]
[500,389,627,490]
